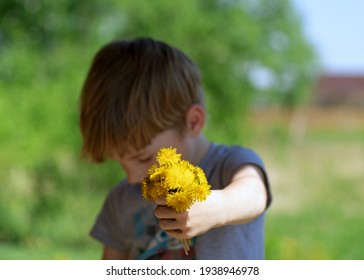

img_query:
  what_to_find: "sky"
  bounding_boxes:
[291,0,364,74]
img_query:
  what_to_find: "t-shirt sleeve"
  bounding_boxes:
[221,146,272,208]
[89,187,128,252]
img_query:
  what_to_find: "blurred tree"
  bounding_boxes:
[0,0,103,47]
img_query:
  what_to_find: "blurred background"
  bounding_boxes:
[0,0,363,259]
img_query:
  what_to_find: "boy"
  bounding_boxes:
[80,37,272,259]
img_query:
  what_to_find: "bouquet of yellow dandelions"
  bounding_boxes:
[141,147,211,255]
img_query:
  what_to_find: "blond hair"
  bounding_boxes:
[79,38,205,162]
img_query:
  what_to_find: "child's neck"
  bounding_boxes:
[190,134,211,165]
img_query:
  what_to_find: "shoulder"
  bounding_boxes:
[102,179,139,211]
[105,179,128,201]
[201,143,271,201]
[203,143,266,170]
[227,145,266,169]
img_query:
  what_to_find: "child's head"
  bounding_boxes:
[80,37,205,163]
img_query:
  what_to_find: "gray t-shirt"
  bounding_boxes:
[90,143,271,259]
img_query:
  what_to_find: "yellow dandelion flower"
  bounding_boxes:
[147,164,158,175]
[166,190,193,213]
[141,179,150,200]
[149,167,164,181]
[149,182,166,201]
[192,182,211,202]
[141,147,211,255]
[156,147,181,166]
[164,164,195,190]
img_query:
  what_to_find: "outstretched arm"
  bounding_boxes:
[154,164,268,240]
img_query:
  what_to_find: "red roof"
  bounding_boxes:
[312,75,364,106]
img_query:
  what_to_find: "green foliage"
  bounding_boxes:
[0,0,321,259]
[0,0,106,48]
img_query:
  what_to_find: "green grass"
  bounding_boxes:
[0,242,100,260]
[249,108,364,259]
[266,206,364,259]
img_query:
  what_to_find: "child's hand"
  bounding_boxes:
[154,165,267,240]
[154,192,224,239]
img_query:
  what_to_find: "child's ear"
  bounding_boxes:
[185,104,205,136]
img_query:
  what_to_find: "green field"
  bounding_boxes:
[1,107,363,260]
[251,108,364,259]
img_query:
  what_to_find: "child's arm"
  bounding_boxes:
[154,164,267,240]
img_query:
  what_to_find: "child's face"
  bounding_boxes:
[111,129,192,184]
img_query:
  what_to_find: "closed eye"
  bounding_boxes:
[138,156,153,163]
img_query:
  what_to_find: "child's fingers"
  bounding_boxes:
[154,204,174,219]
[155,197,167,205]
[158,218,179,230]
